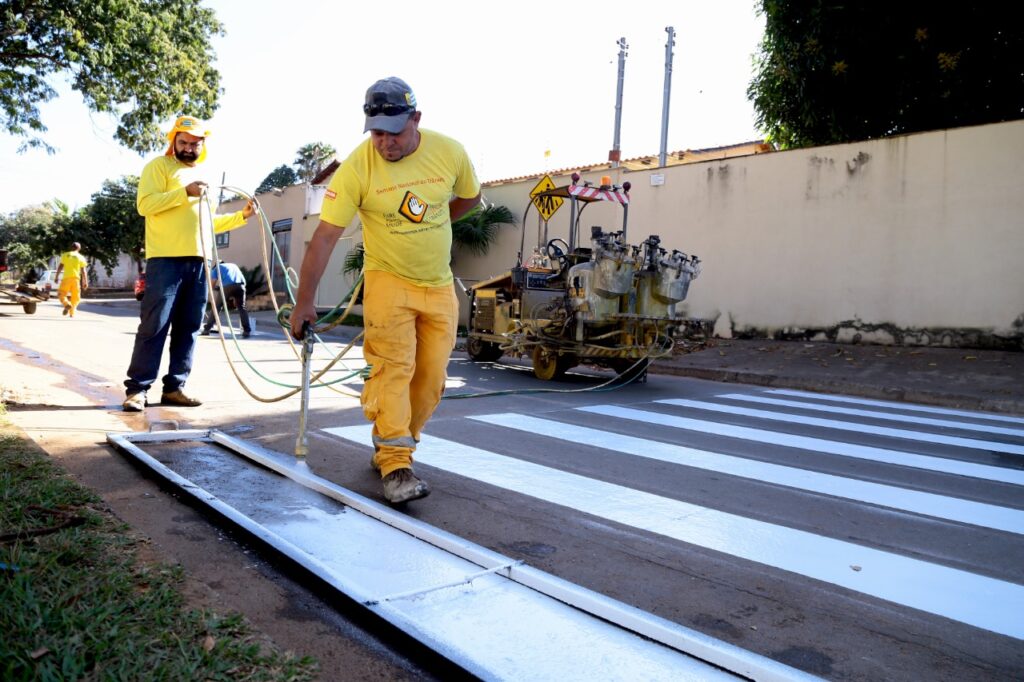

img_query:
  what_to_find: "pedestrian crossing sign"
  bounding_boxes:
[530,174,563,222]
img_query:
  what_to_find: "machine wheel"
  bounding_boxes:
[466,337,503,362]
[532,346,575,381]
[611,357,650,383]
[22,301,37,314]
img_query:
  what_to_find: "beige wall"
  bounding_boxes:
[461,120,1024,347]
[218,120,1023,347]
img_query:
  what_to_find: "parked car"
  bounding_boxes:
[37,269,59,295]
[134,272,146,301]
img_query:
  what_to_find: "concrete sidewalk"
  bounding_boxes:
[652,338,1024,416]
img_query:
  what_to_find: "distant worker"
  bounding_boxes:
[201,260,252,338]
[122,115,255,412]
[55,242,89,317]
[289,77,481,504]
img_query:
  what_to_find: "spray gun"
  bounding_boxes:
[295,320,314,458]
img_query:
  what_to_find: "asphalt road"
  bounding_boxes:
[2,297,1022,681]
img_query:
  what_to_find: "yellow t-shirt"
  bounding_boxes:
[320,129,480,287]
[59,251,87,281]
[136,156,247,258]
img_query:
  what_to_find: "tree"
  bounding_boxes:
[0,204,61,272]
[293,142,336,183]
[255,165,299,195]
[1,0,225,154]
[451,203,515,256]
[748,3,1024,148]
[81,176,145,273]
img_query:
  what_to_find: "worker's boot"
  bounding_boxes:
[382,468,430,504]
[122,392,147,412]
[160,390,202,407]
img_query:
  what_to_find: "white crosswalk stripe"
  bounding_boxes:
[578,404,1024,485]
[323,422,1024,640]
[716,393,1024,438]
[767,389,1024,425]
[656,398,1024,455]
[468,413,1024,535]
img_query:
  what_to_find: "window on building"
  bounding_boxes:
[271,219,293,293]
[215,232,230,248]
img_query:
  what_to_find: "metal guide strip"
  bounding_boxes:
[108,428,819,682]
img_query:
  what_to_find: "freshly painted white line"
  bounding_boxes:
[468,414,1024,535]
[577,405,1024,486]
[656,399,1024,455]
[325,425,1024,640]
[717,393,1024,438]
[766,389,1024,424]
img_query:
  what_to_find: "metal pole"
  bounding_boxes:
[610,37,628,168]
[295,323,314,457]
[659,27,676,168]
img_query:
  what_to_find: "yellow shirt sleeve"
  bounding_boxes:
[137,156,248,257]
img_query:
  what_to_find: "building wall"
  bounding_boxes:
[462,120,1024,348]
[218,120,1023,348]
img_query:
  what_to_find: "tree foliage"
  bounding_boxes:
[81,176,145,273]
[255,164,299,195]
[0,204,60,271]
[293,142,336,183]
[451,203,515,256]
[748,2,1024,148]
[0,0,225,154]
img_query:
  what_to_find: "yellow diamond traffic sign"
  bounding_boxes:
[530,174,563,222]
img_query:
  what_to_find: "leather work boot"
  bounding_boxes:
[160,390,202,407]
[122,392,147,412]
[381,468,430,504]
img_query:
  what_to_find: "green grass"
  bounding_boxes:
[0,405,318,681]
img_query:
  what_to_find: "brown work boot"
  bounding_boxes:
[122,392,147,412]
[160,390,202,407]
[381,468,430,504]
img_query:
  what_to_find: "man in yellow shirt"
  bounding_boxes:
[290,77,481,504]
[55,242,89,317]
[122,115,255,412]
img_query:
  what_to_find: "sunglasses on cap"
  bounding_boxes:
[363,102,413,117]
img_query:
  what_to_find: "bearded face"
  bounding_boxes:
[173,133,204,163]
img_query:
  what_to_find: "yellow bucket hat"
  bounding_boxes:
[164,115,211,163]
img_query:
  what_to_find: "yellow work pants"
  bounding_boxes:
[362,270,459,477]
[58,278,81,316]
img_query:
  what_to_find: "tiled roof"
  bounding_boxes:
[310,141,772,187]
[484,141,772,186]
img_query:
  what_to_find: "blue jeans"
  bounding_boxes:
[124,257,208,396]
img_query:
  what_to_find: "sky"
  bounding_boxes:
[0,0,766,215]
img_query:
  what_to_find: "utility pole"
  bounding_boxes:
[659,27,676,168]
[609,37,628,168]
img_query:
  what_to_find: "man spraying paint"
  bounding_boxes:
[289,77,481,504]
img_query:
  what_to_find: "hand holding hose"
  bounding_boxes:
[289,300,318,341]
[185,181,208,197]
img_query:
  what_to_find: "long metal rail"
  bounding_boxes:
[107,428,819,682]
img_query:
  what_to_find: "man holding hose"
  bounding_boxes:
[122,115,256,412]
